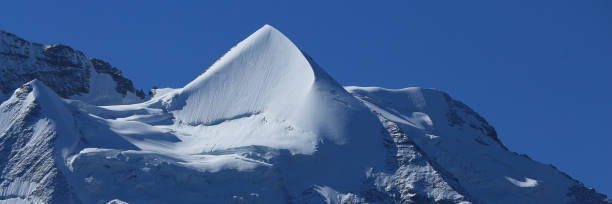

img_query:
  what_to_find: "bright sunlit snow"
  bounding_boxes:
[506,177,539,188]
[0,25,609,204]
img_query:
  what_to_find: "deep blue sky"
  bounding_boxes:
[2,0,610,196]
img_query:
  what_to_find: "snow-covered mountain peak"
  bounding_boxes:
[15,79,55,101]
[176,24,316,123]
[4,79,66,118]
[161,25,379,155]
[0,79,82,203]
[5,79,80,155]
[103,25,390,197]
[1,26,610,203]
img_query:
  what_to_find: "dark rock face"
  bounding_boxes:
[0,66,90,99]
[442,93,507,150]
[364,116,469,203]
[0,30,144,103]
[90,58,145,98]
[567,185,612,204]
[41,44,84,67]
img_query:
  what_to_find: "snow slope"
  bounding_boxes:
[347,86,611,203]
[132,24,388,197]
[162,25,383,156]
[0,80,80,203]
[0,25,609,203]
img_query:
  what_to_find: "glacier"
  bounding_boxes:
[0,25,610,203]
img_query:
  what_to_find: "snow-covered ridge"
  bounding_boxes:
[0,25,610,203]
[158,25,385,155]
[347,86,611,203]
[0,30,145,105]
[173,25,317,126]
[0,80,80,203]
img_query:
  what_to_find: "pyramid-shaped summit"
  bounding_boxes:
[163,24,385,155]
[176,24,320,126]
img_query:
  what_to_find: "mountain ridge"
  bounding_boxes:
[0,30,146,106]
[0,25,609,203]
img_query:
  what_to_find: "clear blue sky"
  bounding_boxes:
[1,0,610,196]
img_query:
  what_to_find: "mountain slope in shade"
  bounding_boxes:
[0,80,79,203]
[346,86,610,203]
[0,25,609,203]
[0,30,145,105]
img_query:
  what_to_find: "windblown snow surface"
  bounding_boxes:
[0,25,609,203]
